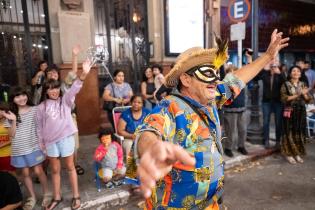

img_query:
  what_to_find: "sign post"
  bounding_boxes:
[230,22,246,68]
[228,0,251,68]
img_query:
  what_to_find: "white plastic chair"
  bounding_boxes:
[306,116,315,138]
[112,106,132,145]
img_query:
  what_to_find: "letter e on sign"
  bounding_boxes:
[234,1,244,18]
[228,0,251,23]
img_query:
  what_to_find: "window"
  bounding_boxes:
[164,0,205,56]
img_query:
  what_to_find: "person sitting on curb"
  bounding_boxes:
[94,127,126,188]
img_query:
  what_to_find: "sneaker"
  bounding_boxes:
[112,180,123,187]
[224,149,234,157]
[237,147,248,155]
[104,181,114,189]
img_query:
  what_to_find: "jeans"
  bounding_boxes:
[262,102,283,144]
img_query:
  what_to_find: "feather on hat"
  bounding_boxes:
[165,36,229,87]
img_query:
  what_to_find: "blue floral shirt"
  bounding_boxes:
[126,73,245,209]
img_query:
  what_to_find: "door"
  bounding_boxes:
[94,0,149,92]
[0,0,52,88]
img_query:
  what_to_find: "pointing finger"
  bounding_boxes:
[169,144,196,166]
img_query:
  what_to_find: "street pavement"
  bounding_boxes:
[27,135,278,210]
[119,140,315,210]
[223,139,315,210]
[27,110,280,209]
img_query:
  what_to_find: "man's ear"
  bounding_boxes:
[179,73,191,88]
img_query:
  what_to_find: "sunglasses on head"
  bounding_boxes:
[186,64,220,84]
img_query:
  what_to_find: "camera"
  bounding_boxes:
[243,48,253,56]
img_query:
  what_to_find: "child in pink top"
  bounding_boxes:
[94,127,126,188]
[36,59,92,210]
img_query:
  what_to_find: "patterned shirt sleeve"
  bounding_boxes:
[131,100,176,166]
[137,101,175,140]
[216,73,246,109]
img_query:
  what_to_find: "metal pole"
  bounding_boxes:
[144,0,150,65]
[238,39,242,68]
[129,0,140,92]
[251,0,259,59]
[104,0,113,74]
[21,0,33,83]
[43,0,53,65]
[205,0,212,48]
[247,0,263,144]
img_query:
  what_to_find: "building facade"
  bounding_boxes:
[1,0,314,134]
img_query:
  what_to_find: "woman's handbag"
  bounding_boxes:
[103,101,116,111]
[283,106,293,118]
[283,82,293,118]
[103,83,116,111]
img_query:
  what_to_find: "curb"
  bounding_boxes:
[61,190,130,210]
[61,148,277,209]
[225,148,277,170]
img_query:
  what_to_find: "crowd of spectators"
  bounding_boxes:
[0,42,314,208]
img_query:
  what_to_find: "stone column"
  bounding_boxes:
[60,65,100,135]
[48,0,62,64]
[206,0,221,48]
[147,0,163,62]
[48,0,100,135]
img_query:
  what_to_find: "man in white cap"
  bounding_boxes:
[126,29,289,209]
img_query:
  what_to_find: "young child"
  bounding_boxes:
[8,87,49,210]
[152,64,165,91]
[94,127,126,188]
[0,102,15,173]
[36,59,92,210]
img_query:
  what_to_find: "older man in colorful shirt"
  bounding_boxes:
[126,30,289,210]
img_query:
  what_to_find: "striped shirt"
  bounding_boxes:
[9,106,40,156]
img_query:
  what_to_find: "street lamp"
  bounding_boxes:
[247,0,263,144]
[247,80,263,144]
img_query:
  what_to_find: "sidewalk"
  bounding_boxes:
[29,132,278,210]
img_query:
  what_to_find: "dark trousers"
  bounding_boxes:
[262,102,283,144]
[223,111,247,150]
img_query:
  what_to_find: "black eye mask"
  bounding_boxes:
[187,65,220,84]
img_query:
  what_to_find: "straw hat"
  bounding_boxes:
[165,38,229,87]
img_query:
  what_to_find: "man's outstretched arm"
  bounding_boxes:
[234,29,289,84]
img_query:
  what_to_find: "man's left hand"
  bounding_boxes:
[266,29,289,59]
